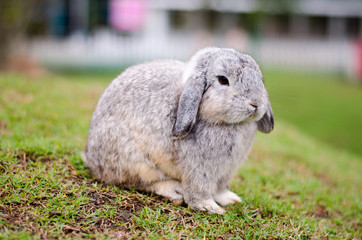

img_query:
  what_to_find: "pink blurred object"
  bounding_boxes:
[356,40,362,78]
[109,0,147,32]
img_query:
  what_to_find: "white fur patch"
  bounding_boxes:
[214,190,242,206]
[181,47,220,84]
[147,180,183,202]
[202,199,225,215]
[189,198,225,215]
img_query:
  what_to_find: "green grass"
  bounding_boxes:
[0,72,361,239]
[264,69,362,157]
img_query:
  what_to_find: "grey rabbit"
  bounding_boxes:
[83,47,274,214]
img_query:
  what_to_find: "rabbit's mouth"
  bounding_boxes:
[214,110,263,125]
[248,103,266,120]
[243,105,267,123]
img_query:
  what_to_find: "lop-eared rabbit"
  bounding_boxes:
[83,47,274,214]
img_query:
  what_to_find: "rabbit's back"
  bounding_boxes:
[85,60,185,185]
[92,60,185,127]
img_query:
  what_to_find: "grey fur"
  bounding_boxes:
[83,47,274,214]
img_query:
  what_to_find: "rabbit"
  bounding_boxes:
[83,47,274,214]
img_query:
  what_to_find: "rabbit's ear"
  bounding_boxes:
[172,77,206,138]
[257,101,274,133]
[172,47,219,139]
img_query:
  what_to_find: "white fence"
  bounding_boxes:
[29,32,357,76]
[257,38,355,75]
[29,31,194,69]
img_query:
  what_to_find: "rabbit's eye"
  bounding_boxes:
[217,76,229,86]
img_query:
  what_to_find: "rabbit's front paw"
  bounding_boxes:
[188,198,225,215]
[214,190,242,206]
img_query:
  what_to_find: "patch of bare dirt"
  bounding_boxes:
[308,204,330,219]
[0,121,7,131]
[0,189,149,239]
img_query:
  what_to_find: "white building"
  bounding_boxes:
[30,0,362,77]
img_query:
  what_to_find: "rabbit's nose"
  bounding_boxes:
[249,102,258,111]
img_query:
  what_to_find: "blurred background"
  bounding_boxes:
[1,0,361,156]
[1,0,362,75]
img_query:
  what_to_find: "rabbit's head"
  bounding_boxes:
[173,47,274,138]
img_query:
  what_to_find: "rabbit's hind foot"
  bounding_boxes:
[145,180,184,206]
[213,189,242,206]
